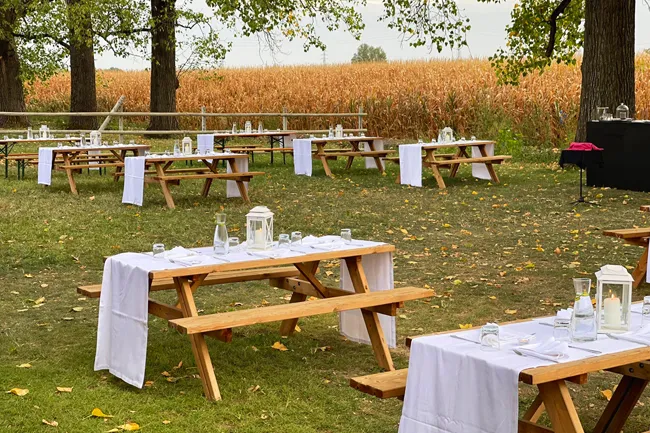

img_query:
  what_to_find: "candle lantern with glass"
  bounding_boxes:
[246,206,274,250]
[595,265,633,333]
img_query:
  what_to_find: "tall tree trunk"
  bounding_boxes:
[67,0,98,130]
[149,0,178,131]
[576,0,635,141]
[0,13,27,127]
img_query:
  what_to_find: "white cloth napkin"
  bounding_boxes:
[339,252,396,348]
[197,134,214,154]
[364,140,384,169]
[226,157,248,198]
[122,156,145,206]
[612,324,650,345]
[399,144,423,187]
[37,147,54,185]
[94,253,182,388]
[517,339,569,362]
[471,142,495,180]
[293,139,312,176]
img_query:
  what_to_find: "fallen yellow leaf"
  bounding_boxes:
[119,422,140,431]
[56,386,73,393]
[42,419,58,427]
[488,296,497,300]
[162,420,171,425]
[600,389,613,401]
[16,363,32,368]
[34,297,45,305]
[24,274,34,278]
[91,408,113,418]
[294,325,301,333]
[71,307,84,312]
[7,388,29,396]
[272,341,288,351]
[459,324,473,329]
[505,309,518,315]
[172,361,183,370]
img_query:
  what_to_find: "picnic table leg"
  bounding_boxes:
[174,276,221,401]
[592,375,648,433]
[537,380,584,433]
[62,153,79,195]
[344,256,395,371]
[3,144,9,179]
[279,261,320,336]
[632,245,648,289]
[367,140,385,174]
[154,163,175,209]
[201,160,218,198]
[449,148,466,178]
[318,145,333,177]
[478,144,500,183]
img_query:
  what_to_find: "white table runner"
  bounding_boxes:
[37,148,54,185]
[399,307,647,433]
[364,140,385,169]
[96,237,394,387]
[293,139,313,176]
[226,157,248,198]
[122,157,145,206]
[471,142,495,180]
[197,134,214,154]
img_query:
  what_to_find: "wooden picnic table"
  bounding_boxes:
[603,227,650,288]
[399,140,510,189]
[141,153,263,209]
[309,136,393,177]
[353,312,650,433]
[213,130,297,164]
[81,243,432,401]
[0,137,81,179]
[47,144,150,195]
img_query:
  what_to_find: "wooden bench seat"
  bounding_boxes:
[427,155,511,166]
[153,171,264,181]
[59,162,124,170]
[115,167,212,177]
[315,150,394,157]
[77,266,302,298]
[170,287,433,334]
[350,368,408,399]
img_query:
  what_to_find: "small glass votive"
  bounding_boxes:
[341,229,352,244]
[291,231,302,247]
[278,234,290,249]
[152,243,165,257]
[57,143,63,148]
[18,135,23,139]
[129,140,135,145]
[480,323,500,351]
[228,237,240,251]
[642,296,650,325]
[553,317,571,342]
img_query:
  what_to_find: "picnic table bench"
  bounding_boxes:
[603,227,650,288]
[386,141,511,188]
[84,243,433,401]
[351,315,650,433]
[309,136,394,177]
[0,137,81,179]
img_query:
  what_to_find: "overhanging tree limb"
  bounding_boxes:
[545,0,574,57]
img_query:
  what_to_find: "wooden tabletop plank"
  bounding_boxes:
[144,153,248,163]
[602,228,650,239]
[52,145,150,153]
[149,244,395,280]
[310,136,382,144]
[0,138,82,144]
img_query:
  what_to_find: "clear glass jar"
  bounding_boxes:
[213,213,229,255]
[642,296,650,325]
[616,103,629,120]
[480,323,500,351]
[570,278,597,342]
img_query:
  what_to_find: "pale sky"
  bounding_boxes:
[97,1,650,70]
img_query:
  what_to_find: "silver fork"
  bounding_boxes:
[512,348,560,363]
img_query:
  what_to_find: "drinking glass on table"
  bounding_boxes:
[480,323,500,351]
[152,243,165,257]
[553,317,571,342]
[278,234,290,249]
[228,237,240,251]
[291,231,302,247]
[642,296,650,325]
[341,229,352,244]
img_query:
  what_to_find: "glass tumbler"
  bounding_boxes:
[227,237,240,251]
[291,231,302,247]
[341,229,352,244]
[278,234,290,249]
[642,296,650,325]
[480,324,500,351]
[152,243,165,257]
[553,317,571,342]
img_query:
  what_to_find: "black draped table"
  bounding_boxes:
[586,120,650,192]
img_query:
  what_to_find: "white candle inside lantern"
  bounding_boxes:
[604,292,621,326]
[254,228,263,246]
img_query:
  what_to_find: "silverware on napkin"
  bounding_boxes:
[512,349,560,363]
[450,334,480,345]
[568,345,602,354]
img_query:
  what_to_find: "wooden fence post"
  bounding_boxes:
[201,106,206,131]
[99,96,126,132]
[282,107,288,131]
[358,105,364,132]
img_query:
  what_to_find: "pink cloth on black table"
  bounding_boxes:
[568,142,603,151]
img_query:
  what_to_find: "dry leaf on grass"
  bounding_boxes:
[600,389,613,401]
[56,387,73,393]
[91,408,113,418]
[505,309,518,315]
[172,361,183,370]
[144,381,154,387]
[294,325,301,333]
[248,385,261,393]
[107,423,140,432]
[459,324,473,329]
[42,419,58,427]
[271,341,288,351]
[34,297,45,305]
[7,388,29,396]
[71,307,84,312]
[162,420,171,425]
[16,363,32,368]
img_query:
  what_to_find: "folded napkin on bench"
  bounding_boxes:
[37,148,54,185]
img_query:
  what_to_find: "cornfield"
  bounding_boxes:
[26,56,650,147]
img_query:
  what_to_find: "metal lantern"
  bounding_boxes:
[595,265,633,333]
[246,206,274,250]
[439,127,455,144]
[182,136,193,155]
[90,130,101,146]
[616,103,630,120]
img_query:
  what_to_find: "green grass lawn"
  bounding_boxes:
[1,139,650,432]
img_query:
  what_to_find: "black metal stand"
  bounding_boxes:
[571,167,598,205]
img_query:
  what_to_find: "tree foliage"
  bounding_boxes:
[352,43,387,63]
